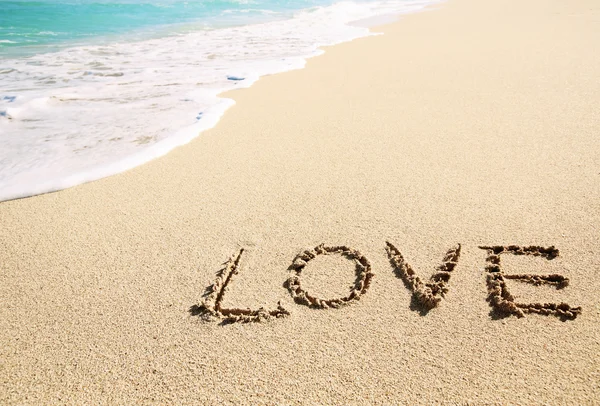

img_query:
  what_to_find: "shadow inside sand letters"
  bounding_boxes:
[190,242,582,325]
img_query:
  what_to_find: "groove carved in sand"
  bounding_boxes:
[285,244,374,309]
[191,249,290,323]
[479,245,581,320]
[191,243,582,325]
[385,241,462,310]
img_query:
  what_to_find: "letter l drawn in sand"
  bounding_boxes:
[191,248,289,324]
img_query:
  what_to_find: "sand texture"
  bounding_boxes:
[1,0,599,404]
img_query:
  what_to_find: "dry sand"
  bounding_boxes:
[1,0,599,404]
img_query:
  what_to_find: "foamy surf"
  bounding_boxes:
[0,0,437,202]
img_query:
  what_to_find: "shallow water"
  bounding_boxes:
[0,0,436,201]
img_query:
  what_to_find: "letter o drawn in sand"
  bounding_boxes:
[285,244,374,309]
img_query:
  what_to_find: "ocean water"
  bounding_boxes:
[0,0,436,201]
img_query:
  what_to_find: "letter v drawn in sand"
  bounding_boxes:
[190,248,290,324]
[385,241,462,313]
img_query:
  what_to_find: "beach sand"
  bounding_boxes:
[1,0,599,403]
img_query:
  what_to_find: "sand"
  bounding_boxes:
[1,0,599,404]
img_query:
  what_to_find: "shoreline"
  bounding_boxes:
[0,0,438,203]
[1,0,599,404]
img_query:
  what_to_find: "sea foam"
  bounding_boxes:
[0,0,437,202]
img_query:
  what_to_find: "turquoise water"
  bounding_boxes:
[0,0,329,53]
[0,0,435,201]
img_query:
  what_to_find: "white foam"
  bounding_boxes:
[0,0,438,202]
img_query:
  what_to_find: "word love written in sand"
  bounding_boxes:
[191,243,582,324]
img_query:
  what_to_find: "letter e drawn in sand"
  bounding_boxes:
[385,242,462,314]
[285,244,374,309]
[479,245,582,320]
[190,249,290,324]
